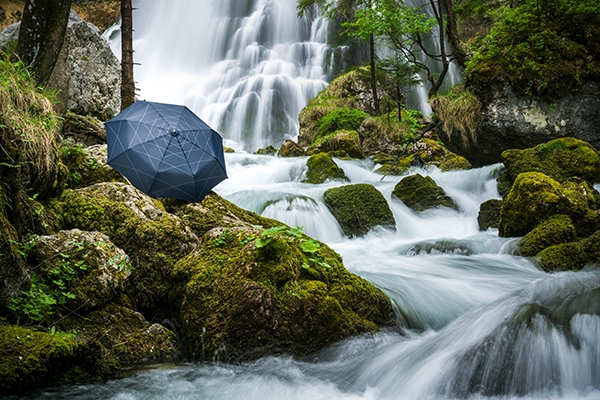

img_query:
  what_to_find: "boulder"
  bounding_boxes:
[60,144,126,189]
[432,81,600,166]
[501,137,600,186]
[498,172,600,238]
[172,224,396,361]
[303,153,349,184]
[477,199,502,231]
[60,112,107,147]
[392,174,459,213]
[536,231,600,272]
[254,145,277,155]
[278,139,305,157]
[27,229,129,313]
[307,130,365,159]
[515,214,576,257]
[0,12,120,120]
[49,182,199,317]
[323,184,396,237]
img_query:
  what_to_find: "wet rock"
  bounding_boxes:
[477,199,502,231]
[392,174,459,213]
[307,129,365,159]
[498,172,600,238]
[254,145,277,155]
[303,153,348,184]
[278,139,305,157]
[536,231,600,272]
[324,184,396,237]
[172,224,396,361]
[516,214,576,257]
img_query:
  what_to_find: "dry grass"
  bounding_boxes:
[431,85,481,141]
[0,58,61,181]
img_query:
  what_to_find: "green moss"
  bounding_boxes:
[60,144,126,189]
[501,137,600,186]
[308,130,365,159]
[172,224,395,361]
[254,145,277,155]
[317,108,368,138]
[392,174,459,213]
[516,214,576,256]
[477,199,502,231]
[536,231,600,272]
[0,325,117,395]
[303,153,349,184]
[323,184,396,237]
[498,172,600,238]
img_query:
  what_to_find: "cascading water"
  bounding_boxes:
[39,2,600,399]
[23,157,600,400]
[105,0,333,152]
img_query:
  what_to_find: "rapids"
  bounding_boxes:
[20,156,600,400]
[36,0,600,398]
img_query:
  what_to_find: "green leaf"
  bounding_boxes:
[261,226,288,236]
[255,237,272,248]
[301,263,311,269]
[300,240,320,253]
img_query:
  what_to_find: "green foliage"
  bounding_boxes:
[318,108,368,138]
[466,0,600,96]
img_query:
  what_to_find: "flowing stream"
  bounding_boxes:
[24,156,600,399]
[36,0,600,398]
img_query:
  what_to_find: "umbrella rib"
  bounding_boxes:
[147,133,196,198]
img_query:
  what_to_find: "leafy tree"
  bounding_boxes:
[15,0,73,86]
[377,54,421,121]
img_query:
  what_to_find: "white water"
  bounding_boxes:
[106,0,332,152]
[26,157,600,400]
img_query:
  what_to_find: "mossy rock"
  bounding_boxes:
[48,183,199,319]
[60,112,106,147]
[278,139,305,157]
[223,146,235,153]
[254,145,277,155]
[60,143,126,190]
[516,214,576,257]
[536,230,600,272]
[501,137,600,186]
[171,225,396,361]
[57,303,180,365]
[477,199,502,231]
[0,325,117,396]
[307,130,365,159]
[499,172,600,238]
[0,213,29,305]
[392,174,459,213]
[27,229,129,314]
[303,153,349,184]
[323,184,396,237]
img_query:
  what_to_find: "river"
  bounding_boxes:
[28,0,600,398]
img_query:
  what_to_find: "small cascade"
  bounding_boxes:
[106,0,333,152]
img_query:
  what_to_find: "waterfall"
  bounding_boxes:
[106,0,333,152]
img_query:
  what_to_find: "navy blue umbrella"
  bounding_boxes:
[105,101,227,202]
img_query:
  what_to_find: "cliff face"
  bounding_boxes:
[432,80,600,166]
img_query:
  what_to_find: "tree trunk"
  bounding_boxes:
[121,0,136,110]
[369,34,380,114]
[15,0,72,87]
[442,0,466,66]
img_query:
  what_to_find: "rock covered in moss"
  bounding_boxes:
[324,184,396,237]
[303,153,349,184]
[58,303,179,366]
[60,112,106,147]
[0,325,116,396]
[60,144,126,189]
[536,231,600,272]
[307,130,365,159]
[254,145,277,155]
[477,199,503,231]
[392,174,458,213]
[171,225,396,361]
[278,140,305,157]
[0,213,29,305]
[49,182,199,318]
[502,137,600,186]
[516,214,576,257]
[499,172,600,238]
[28,229,129,312]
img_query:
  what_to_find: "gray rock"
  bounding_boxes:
[434,81,600,166]
[0,11,120,120]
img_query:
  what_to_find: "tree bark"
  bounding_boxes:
[369,34,380,114]
[121,0,136,110]
[15,0,72,87]
[442,0,466,66]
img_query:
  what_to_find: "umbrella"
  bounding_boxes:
[105,100,227,202]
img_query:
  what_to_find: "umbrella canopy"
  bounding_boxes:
[105,101,227,202]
